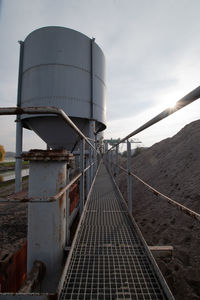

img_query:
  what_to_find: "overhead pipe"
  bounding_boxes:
[0,106,98,153]
[108,85,200,151]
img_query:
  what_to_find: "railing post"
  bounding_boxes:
[111,150,113,177]
[107,150,110,170]
[89,147,92,187]
[66,167,70,246]
[89,119,95,186]
[127,139,132,214]
[15,120,23,192]
[15,41,24,193]
[94,133,97,174]
[92,148,94,181]
[86,152,90,197]
[80,139,85,216]
[104,141,108,167]
[116,145,119,186]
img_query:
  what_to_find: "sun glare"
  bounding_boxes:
[168,99,177,109]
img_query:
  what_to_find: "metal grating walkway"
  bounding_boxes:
[59,163,173,300]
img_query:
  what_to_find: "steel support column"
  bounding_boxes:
[105,142,108,167]
[94,134,97,175]
[66,169,70,246]
[89,147,92,187]
[79,139,85,215]
[24,150,69,293]
[15,120,23,192]
[127,140,132,214]
[86,154,90,197]
[111,150,113,177]
[116,145,119,186]
[89,120,95,186]
[15,41,24,192]
[108,151,111,174]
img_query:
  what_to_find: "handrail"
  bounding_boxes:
[108,85,200,151]
[1,162,95,203]
[0,106,98,153]
[51,162,95,201]
[114,163,200,223]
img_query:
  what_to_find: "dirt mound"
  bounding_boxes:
[0,180,28,256]
[120,119,200,300]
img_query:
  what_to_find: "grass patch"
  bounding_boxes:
[0,175,29,188]
[0,161,29,168]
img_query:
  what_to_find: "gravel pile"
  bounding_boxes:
[119,119,200,300]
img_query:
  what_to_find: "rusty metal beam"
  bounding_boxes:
[149,246,173,258]
[19,261,46,293]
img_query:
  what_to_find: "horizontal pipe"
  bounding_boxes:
[52,172,82,200]
[55,163,95,202]
[84,162,94,173]
[108,85,200,151]
[117,164,200,223]
[2,162,96,203]
[0,106,97,152]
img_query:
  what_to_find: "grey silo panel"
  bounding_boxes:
[20,27,106,150]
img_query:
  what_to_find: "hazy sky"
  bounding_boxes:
[0,0,199,152]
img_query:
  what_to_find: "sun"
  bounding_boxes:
[168,99,177,109]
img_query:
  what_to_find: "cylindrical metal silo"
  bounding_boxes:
[21,26,106,150]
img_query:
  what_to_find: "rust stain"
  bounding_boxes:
[69,183,79,214]
[0,242,27,292]
[22,149,74,162]
[58,193,65,243]
[19,260,46,293]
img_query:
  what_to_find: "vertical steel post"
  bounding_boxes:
[15,41,24,192]
[116,145,119,186]
[94,133,97,175]
[110,150,113,175]
[111,150,113,177]
[90,37,95,183]
[90,38,95,120]
[15,121,23,192]
[105,141,108,167]
[89,147,92,187]
[80,139,85,216]
[66,168,70,246]
[25,150,68,292]
[89,120,95,186]
[109,151,111,174]
[86,153,90,197]
[127,140,132,214]
[109,150,111,172]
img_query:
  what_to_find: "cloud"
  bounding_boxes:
[0,0,200,151]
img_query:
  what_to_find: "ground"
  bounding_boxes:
[119,120,200,300]
[0,179,28,256]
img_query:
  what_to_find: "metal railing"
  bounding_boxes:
[104,85,200,223]
[0,106,100,245]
